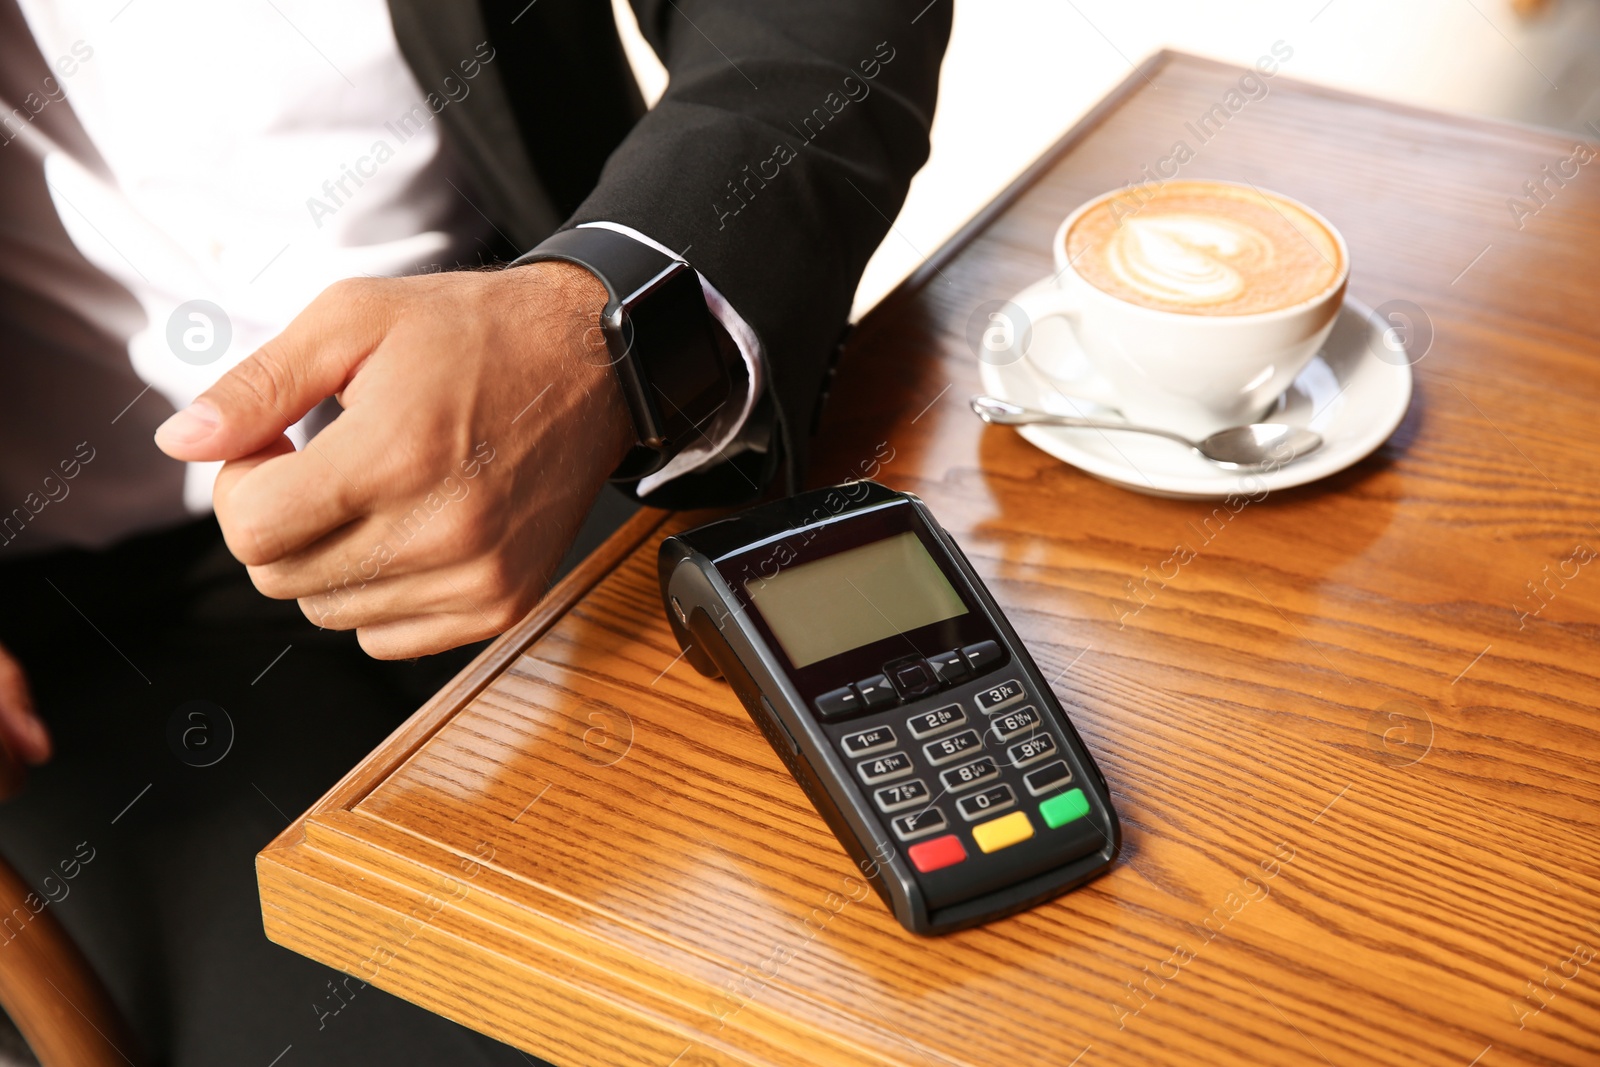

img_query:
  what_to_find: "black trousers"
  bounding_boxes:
[0,508,624,1066]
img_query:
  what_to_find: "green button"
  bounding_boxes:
[1039,788,1090,828]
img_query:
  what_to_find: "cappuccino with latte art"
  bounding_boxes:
[1065,180,1342,316]
[1015,179,1349,439]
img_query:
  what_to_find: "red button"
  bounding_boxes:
[908,833,967,873]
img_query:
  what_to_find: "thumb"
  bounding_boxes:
[155,283,382,461]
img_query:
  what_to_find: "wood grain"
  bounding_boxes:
[0,852,144,1066]
[260,52,1600,1066]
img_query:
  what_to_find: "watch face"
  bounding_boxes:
[519,227,736,479]
[616,264,732,452]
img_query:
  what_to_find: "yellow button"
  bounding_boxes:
[971,810,1034,854]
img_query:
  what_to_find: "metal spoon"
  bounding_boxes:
[970,395,1323,470]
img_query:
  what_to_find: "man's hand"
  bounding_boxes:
[154,262,634,659]
[0,642,51,799]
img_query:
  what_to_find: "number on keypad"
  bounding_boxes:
[857,751,913,784]
[939,757,999,792]
[841,725,896,757]
[906,704,966,739]
[874,779,930,813]
[923,729,982,766]
[975,679,1025,713]
[1008,733,1057,768]
[957,784,1016,821]
[989,705,1040,742]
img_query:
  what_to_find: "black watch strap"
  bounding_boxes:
[513,226,737,480]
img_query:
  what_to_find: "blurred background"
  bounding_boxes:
[614,0,1600,316]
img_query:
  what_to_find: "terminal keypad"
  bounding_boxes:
[829,661,1094,878]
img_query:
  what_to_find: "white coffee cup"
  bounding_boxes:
[1011,181,1349,440]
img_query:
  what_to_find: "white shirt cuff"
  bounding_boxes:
[575,221,765,497]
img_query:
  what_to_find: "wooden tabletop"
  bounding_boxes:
[258,51,1600,1066]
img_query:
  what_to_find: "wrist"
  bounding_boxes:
[511,227,738,481]
[505,261,634,473]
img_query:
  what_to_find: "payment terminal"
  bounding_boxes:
[658,482,1118,934]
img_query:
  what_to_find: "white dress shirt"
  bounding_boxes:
[0,0,758,554]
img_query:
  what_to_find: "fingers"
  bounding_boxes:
[211,435,297,552]
[237,425,507,592]
[213,427,374,567]
[155,277,390,463]
[353,613,503,661]
[156,267,617,662]
[297,563,511,658]
[296,562,529,634]
[294,571,454,630]
[0,644,51,767]
[246,517,420,599]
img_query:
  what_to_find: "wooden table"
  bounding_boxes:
[258,52,1600,1066]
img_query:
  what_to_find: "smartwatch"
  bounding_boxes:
[513,226,739,480]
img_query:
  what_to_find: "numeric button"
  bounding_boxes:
[840,725,896,758]
[939,756,999,793]
[975,679,1025,713]
[990,705,1041,742]
[874,779,930,813]
[1008,733,1058,768]
[857,751,912,785]
[957,784,1016,821]
[906,704,966,738]
[922,729,982,766]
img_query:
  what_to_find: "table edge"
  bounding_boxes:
[260,506,671,853]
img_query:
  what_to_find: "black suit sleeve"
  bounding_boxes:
[567,0,950,507]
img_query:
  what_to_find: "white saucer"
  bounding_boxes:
[976,278,1414,500]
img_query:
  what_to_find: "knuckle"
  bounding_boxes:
[246,564,297,600]
[477,552,520,600]
[216,499,282,566]
[229,348,296,418]
[464,553,528,615]
[322,276,374,304]
[298,595,349,630]
[319,276,392,324]
[455,514,499,558]
[357,627,412,661]
[462,497,505,543]
[487,594,529,634]
[248,570,283,599]
[354,627,386,657]
[316,470,364,524]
